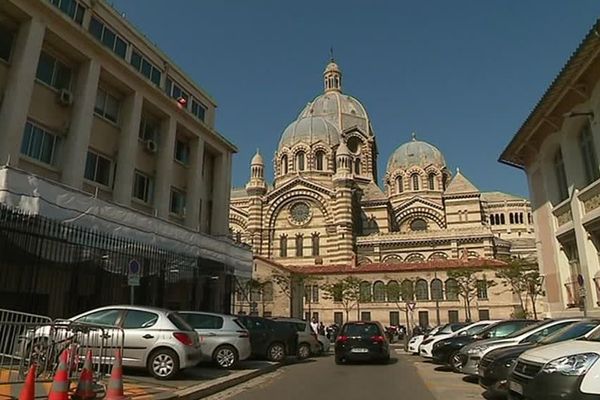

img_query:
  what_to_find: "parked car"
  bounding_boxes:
[431,319,536,370]
[408,326,441,354]
[178,311,251,369]
[237,315,297,361]
[420,320,498,358]
[317,333,331,353]
[21,306,202,380]
[479,319,600,398]
[334,321,390,364]
[460,318,581,377]
[508,325,600,400]
[418,322,471,357]
[271,317,320,359]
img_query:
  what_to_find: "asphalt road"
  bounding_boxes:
[213,348,437,400]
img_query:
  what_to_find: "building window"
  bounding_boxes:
[373,281,386,302]
[500,213,506,224]
[410,218,427,231]
[169,188,186,216]
[332,283,343,302]
[94,87,120,123]
[396,176,403,193]
[389,311,400,326]
[477,279,488,299]
[418,311,429,328]
[130,49,161,86]
[281,155,288,175]
[49,0,86,25]
[509,213,514,224]
[448,310,459,323]
[428,173,435,190]
[401,280,414,301]
[478,309,490,320]
[528,213,532,224]
[279,235,287,257]
[139,116,159,141]
[387,280,400,302]
[262,282,273,302]
[132,171,152,203]
[354,158,360,174]
[442,174,447,190]
[490,215,495,225]
[20,121,60,165]
[415,279,429,301]
[191,98,206,122]
[304,285,319,303]
[359,281,372,302]
[296,151,305,171]
[312,285,319,303]
[174,139,190,164]
[0,26,14,62]
[412,174,420,190]
[295,234,303,257]
[579,124,599,185]
[360,311,371,322]
[36,51,71,90]
[315,151,325,170]
[445,278,459,301]
[84,151,111,186]
[311,233,320,256]
[89,16,127,58]
[553,149,569,201]
[431,279,443,301]
[334,312,343,326]
[165,78,190,107]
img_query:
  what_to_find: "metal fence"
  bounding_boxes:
[0,204,233,318]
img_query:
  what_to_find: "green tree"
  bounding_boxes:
[496,259,544,319]
[447,269,495,321]
[321,276,362,321]
[236,278,268,314]
[385,278,415,332]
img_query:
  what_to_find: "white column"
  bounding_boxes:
[185,136,205,229]
[113,91,143,205]
[61,59,101,188]
[154,116,176,218]
[211,151,232,236]
[0,17,45,165]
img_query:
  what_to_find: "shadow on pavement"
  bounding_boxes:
[434,365,454,372]
[462,375,479,384]
[335,357,399,366]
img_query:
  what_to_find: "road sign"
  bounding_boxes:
[128,275,140,286]
[577,274,585,287]
[407,301,416,311]
[128,259,141,287]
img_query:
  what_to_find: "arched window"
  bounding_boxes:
[354,158,361,175]
[387,280,400,302]
[445,278,459,301]
[412,174,420,190]
[429,252,448,261]
[296,151,305,171]
[500,213,506,225]
[415,279,429,300]
[428,173,435,190]
[406,253,425,263]
[359,281,372,302]
[442,174,447,190]
[431,279,443,300]
[295,234,303,257]
[401,280,414,301]
[281,155,288,175]
[396,176,403,193]
[262,282,273,301]
[490,215,495,225]
[315,151,325,171]
[279,235,287,257]
[554,149,568,201]
[519,213,524,224]
[311,233,320,256]
[410,219,427,231]
[509,213,514,224]
[579,124,599,184]
[373,281,386,302]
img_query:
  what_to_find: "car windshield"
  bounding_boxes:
[583,325,600,342]
[463,323,490,336]
[436,324,453,334]
[343,323,381,338]
[504,321,546,338]
[539,321,599,344]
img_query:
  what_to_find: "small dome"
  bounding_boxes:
[336,141,351,156]
[387,136,446,172]
[251,150,263,165]
[324,61,341,74]
[278,116,340,150]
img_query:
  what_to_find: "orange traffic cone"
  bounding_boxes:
[18,364,36,400]
[48,349,70,400]
[72,350,94,400]
[105,349,129,400]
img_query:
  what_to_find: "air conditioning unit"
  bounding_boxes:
[145,139,158,153]
[57,89,73,107]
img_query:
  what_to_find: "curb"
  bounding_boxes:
[176,363,282,400]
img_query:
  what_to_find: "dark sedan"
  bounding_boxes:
[479,320,600,397]
[335,321,390,364]
[237,315,298,361]
[432,319,535,370]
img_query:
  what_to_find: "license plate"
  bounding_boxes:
[509,380,523,395]
[351,348,368,353]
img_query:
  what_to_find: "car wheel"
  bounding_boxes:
[267,342,286,362]
[449,351,463,371]
[213,345,239,369]
[297,343,311,360]
[148,349,180,380]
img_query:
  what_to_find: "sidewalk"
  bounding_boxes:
[0,361,281,400]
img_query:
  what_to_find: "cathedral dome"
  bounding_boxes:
[387,136,446,172]
[298,92,370,133]
[278,116,340,150]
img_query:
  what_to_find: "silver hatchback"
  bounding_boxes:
[272,317,320,359]
[179,311,251,369]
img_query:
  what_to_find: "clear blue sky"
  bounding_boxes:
[111,1,600,198]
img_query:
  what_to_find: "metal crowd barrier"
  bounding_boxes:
[0,309,124,386]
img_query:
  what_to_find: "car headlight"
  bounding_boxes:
[542,353,599,376]
[504,358,517,369]
[467,345,488,355]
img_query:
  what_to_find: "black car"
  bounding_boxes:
[237,315,298,361]
[334,321,390,364]
[479,320,600,397]
[432,319,536,368]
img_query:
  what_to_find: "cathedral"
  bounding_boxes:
[229,59,536,327]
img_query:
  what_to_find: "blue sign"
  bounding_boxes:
[129,259,140,275]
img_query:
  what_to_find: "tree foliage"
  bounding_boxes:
[496,259,544,319]
[447,268,496,321]
[321,276,362,320]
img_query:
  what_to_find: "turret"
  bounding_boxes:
[246,150,267,196]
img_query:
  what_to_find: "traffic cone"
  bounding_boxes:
[48,349,70,400]
[18,364,36,400]
[105,349,129,400]
[72,350,94,400]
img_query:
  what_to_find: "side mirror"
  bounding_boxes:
[459,331,467,336]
